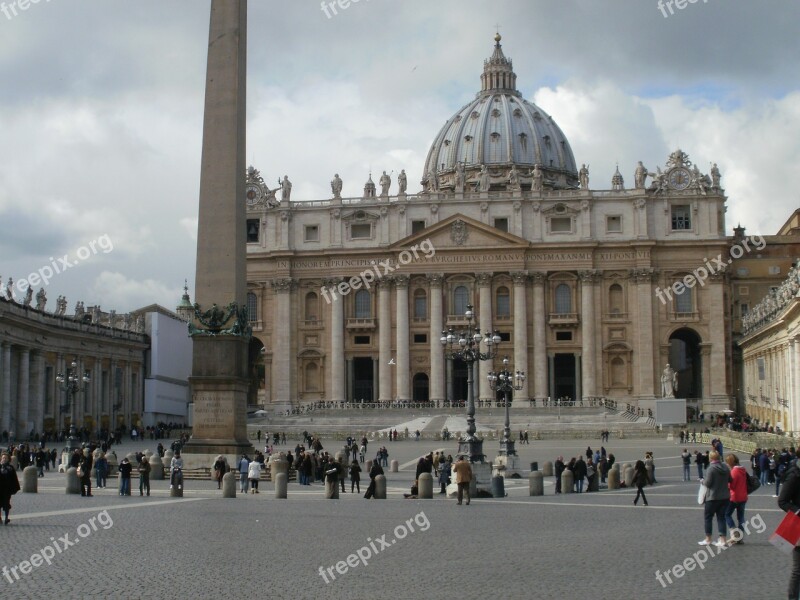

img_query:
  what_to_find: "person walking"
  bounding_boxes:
[778,457,800,599]
[695,450,705,480]
[79,450,93,497]
[238,454,250,493]
[699,450,731,548]
[681,448,692,482]
[724,454,747,544]
[632,460,649,506]
[439,455,452,494]
[248,459,261,494]
[554,456,565,494]
[119,457,133,496]
[95,452,108,489]
[213,456,226,490]
[574,456,587,493]
[138,455,151,496]
[364,460,384,499]
[0,452,20,525]
[349,459,361,493]
[453,455,472,506]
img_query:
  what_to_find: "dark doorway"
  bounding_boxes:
[554,354,576,400]
[248,338,265,407]
[413,373,429,402]
[353,357,374,402]
[453,358,469,404]
[669,329,702,399]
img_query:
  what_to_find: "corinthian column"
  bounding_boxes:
[378,279,393,402]
[530,272,547,399]
[271,278,296,408]
[579,270,598,399]
[428,275,444,403]
[632,268,656,398]
[511,272,529,401]
[326,279,345,403]
[0,343,10,432]
[476,273,493,404]
[395,275,410,402]
[18,348,30,434]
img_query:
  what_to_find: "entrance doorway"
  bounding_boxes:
[668,329,702,398]
[452,359,468,405]
[554,354,576,400]
[413,373,429,402]
[352,357,374,402]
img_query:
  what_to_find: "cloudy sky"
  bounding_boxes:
[0,0,798,313]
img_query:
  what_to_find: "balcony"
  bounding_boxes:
[346,318,376,331]
[301,318,324,330]
[669,311,700,322]
[446,314,471,327]
[548,313,579,327]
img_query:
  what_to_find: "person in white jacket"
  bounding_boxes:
[248,459,262,494]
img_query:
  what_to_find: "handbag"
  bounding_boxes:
[697,483,707,505]
[770,511,800,554]
[76,466,83,478]
[746,474,761,494]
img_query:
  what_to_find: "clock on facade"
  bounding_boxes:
[246,184,262,205]
[668,167,691,190]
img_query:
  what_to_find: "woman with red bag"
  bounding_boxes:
[779,461,800,599]
[724,454,748,544]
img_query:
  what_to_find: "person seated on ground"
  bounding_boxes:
[403,480,419,499]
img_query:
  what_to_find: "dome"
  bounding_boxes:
[422,35,579,192]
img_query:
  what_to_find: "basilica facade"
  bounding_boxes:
[245,35,733,414]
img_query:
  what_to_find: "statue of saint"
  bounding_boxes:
[280,176,292,202]
[579,164,590,189]
[35,288,47,311]
[427,169,438,192]
[661,364,678,398]
[379,171,391,196]
[454,163,465,193]
[478,165,490,192]
[634,161,647,189]
[531,164,543,191]
[710,163,721,188]
[4,278,13,301]
[509,164,520,190]
[397,169,407,194]
[23,287,33,307]
[331,173,343,198]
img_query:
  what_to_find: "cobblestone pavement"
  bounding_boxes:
[0,436,786,599]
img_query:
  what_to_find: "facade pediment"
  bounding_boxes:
[542,202,579,216]
[341,209,380,222]
[392,213,529,251]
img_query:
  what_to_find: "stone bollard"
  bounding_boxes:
[418,473,433,499]
[589,471,600,492]
[607,465,620,490]
[542,461,554,477]
[374,474,387,499]
[162,450,174,471]
[149,454,164,480]
[365,459,373,473]
[105,452,118,476]
[144,449,153,459]
[269,456,288,482]
[491,475,505,498]
[390,460,398,473]
[623,465,634,488]
[170,471,184,497]
[275,473,287,499]
[325,476,339,499]
[65,467,80,494]
[529,471,544,496]
[22,466,38,493]
[126,452,138,467]
[561,469,574,494]
[222,472,236,498]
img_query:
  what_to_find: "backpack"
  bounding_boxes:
[746,472,761,494]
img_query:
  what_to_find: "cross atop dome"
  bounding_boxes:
[481,33,519,96]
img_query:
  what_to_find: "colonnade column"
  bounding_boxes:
[428,275,444,403]
[30,351,44,435]
[395,275,410,402]
[511,272,529,401]
[18,348,30,435]
[579,270,597,399]
[378,279,392,403]
[326,279,345,403]
[531,273,547,399]
[633,268,656,398]
[271,278,295,408]
[708,273,728,402]
[791,338,800,433]
[476,273,493,404]
[1,343,10,433]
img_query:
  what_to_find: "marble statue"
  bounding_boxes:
[74,301,85,319]
[23,287,33,307]
[4,278,13,301]
[379,170,391,196]
[427,169,438,192]
[509,164,520,190]
[108,310,117,328]
[579,164,589,189]
[710,163,721,188]
[531,164,543,191]
[634,161,647,189]
[397,169,407,194]
[331,173,343,198]
[92,305,102,324]
[280,175,292,202]
[478,165,490,192]
[661,364,678,398]
[454,163,465,193]
[35,288,46,311]
[123,313,133,330]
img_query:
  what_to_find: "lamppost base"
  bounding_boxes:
[499,439,517,457]
[65,424,81,452]
[457,437,485,464]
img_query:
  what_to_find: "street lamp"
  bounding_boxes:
[56,358,90,452]
[441,304,500,462]
[487,356,525,456]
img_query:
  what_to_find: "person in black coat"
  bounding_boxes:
[633,460,649,506]
[0,452,21,524]
[364,461,384,499]
[554,456,565,494]
[778,462,800,599]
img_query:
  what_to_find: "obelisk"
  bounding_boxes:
[183,0,253,461]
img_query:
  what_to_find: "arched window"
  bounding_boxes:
[555,284,571,314]
[355,290,371,318]
[305,292,318,322]
[454,285,469,315]
[675,285,693,313]
[611,357,626,386]
[247,292,258,322]
[496,286,510,317]
[414,289,427,319]
[305,363,319,391]
[609,284,624,315]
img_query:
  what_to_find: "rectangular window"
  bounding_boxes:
[351,223,371,239]
[304,225,319,242]
[606,215,622,233]
[494,218,509,232]
[413,334,427,344]
[550,217,572,233]
[740,303,749,317]
[411,220,426,234]
[498,332,511,342]
[354,335,371,345]
[555,331,572,341]
[246,219,260,243]
[769,266,781,275]
[414,296,427,319]
[671,205,691,230]
[675,286,692,313]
